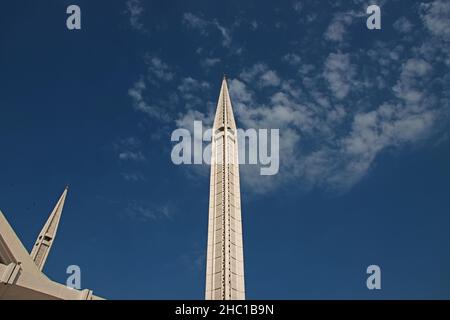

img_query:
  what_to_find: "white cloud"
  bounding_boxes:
[118,137,140,149]
[114,137,147,172]
[126,201,173,222]
[182,12,233,48]
[128,78,171,121]
[393,58,432,104]
[420,0,450,41]
[240,63,281,88]
[126,0,145,31]
[324,12,353,43]
[214,21,232,47]
[260,70,281,87]
[225,43,445,193]
[228,79,253,103]
[119,151,145,161]
[283,53,302,66]
[333,105,436,190]
[128,55,178,122]
[393,17,414,33]
[178,77,210,93]
[182,12,209,30]
[201,57,221,68]
[293,1,303,13]
[177,77,211,108]
[239,63,267,82]
[145,55,174,82]
[122,172,146,182]
[176,109,213,131]
[323,52,357,99]
[227,79,317,192]
[125,0,450,195]
[324,10,367,43]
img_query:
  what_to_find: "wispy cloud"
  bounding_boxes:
[178,77,210,93]
[223,6,449,193]
[182,12,233,48]
[114,138,148,182]
[420,0,450,41]
[119,151,145,161]
[283,53,302,66]
[393,58,432,104]
[324,12,355,43]
[125,0,145,31]
[182,12,209,30]
[240,63,281,88]
[323,7,370,44]
[292,1,303,13]
[178,77,211,108]
[250,21,258,30]
[323,52,357,100]
[125,0,450,195]
[114,137,146,162]
[128,78,171,121]
[121,172,146,182]
[393,17,414,33]
[201,57,221,68]
[128,55,177,122]
[145,55,175,82]
[125,201,174,222]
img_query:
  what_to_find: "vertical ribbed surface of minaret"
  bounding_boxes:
[30,187,68,271]
[205,77,245,300]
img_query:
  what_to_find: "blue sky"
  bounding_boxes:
[1,0,450,299]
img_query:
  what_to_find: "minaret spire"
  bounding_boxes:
[205,77,245,300]
[30,186,68,271]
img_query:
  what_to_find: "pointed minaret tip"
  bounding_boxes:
[213,75,237,131]
[30,187,68,271]
[206,75,245,300]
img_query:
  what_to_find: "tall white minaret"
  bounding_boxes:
[205,76,245,300]
[30,186,68,271]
